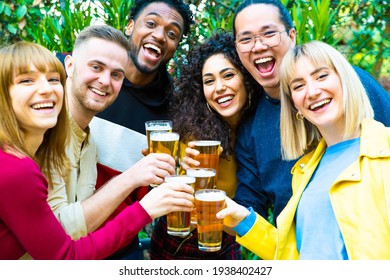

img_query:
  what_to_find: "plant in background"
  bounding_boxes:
[25,0,96,52]
[96,0,133,33]
[170,0,240,79]
[0,0,49,46]
[335,1,389,79]
[282,0,340,45]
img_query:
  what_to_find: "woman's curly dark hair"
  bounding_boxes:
[170,31,262,158]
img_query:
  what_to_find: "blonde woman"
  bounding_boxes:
[217,41,390,260]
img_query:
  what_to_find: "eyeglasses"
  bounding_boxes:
[235,30,289,53]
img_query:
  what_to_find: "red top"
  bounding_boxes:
[0,149,152,260]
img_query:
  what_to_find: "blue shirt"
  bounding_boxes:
[296,138,360,260]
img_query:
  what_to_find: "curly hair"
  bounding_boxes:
[170,31,262,158]
[129,0,194,37]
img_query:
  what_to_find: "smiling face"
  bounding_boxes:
[234,4,296,98]
[202,53,248,127]
[125,2,184,75]
[289,57,345,141]
[10,64,64,137]
[65,38,128,127]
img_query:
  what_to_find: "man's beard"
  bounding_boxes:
[128,37,165,74]
[129,49,159,74]
[70,77,102,114]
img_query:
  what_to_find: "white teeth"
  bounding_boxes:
[32,102,54,109]
[310,99,331,110]
[217,96,233,104]
[255,57,273,64]
[144,43,161,54]
[90,88,106,96]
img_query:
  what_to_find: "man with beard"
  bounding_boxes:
[89,0,194,259]
[90,0,193,173]
[48,24,191,260]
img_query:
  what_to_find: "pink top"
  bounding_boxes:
[0,149,152,260]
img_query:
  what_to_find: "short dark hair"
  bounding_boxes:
[129,0,194,37]
[74,24,130,54]
[233,0,294,38]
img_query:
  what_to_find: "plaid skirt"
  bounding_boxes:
[150,216,242,260]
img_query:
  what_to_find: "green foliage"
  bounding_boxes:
[283,0,340,45]
[1,0,388,82]
[0,0,129,51]
[96,0,133,32]
[333,1,390,78]
[0,0,47,46]
[25,1,96,52]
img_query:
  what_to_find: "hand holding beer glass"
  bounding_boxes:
[181,140,221,181]
[164,175,196,236]
[195,189,226,251]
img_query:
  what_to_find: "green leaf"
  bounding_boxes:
[0,1,5,14]
[16,5,27,20]
[7,24,18,34]
[4,2,11,16]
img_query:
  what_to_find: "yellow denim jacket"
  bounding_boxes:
[237,119,390,259]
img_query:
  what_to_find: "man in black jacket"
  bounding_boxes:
[90,0,194,259]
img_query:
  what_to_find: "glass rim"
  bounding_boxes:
[193,140,221,146]
[145,120,172,127]
[165,174,196,184]
[150,131,179,135]
[145,120,172,124]
[194,189,226,200]
[186,167,217,178]
[150,131,179,141]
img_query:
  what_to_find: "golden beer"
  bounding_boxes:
[150,132,179,187]
[192,140,220,182]
[164,175,196,236]
[186,168,216,225]
[195,189,226,251]
[145,120,172,152]
[150,131,179,157]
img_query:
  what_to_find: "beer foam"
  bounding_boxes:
[151,132,179,141]
[195,191,225,201]
[187,169,215,178]
[165,176,196,184]
[193,140,221,146]
[146,125,171,131]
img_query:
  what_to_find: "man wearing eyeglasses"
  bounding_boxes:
[232,0,390,229]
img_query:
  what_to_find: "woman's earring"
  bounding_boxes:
[207,103,213,113]
[296,112,304,120]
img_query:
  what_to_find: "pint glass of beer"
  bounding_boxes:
[150,131,179,157]
[192,140,220,181]
[186,168,216,225]
[164,175,196,237]
[195,189,226,251]
[145,120,172,152]
[150,131,180,186]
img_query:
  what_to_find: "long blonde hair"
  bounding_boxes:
[280,41,374,160]
[0,41,70,186]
